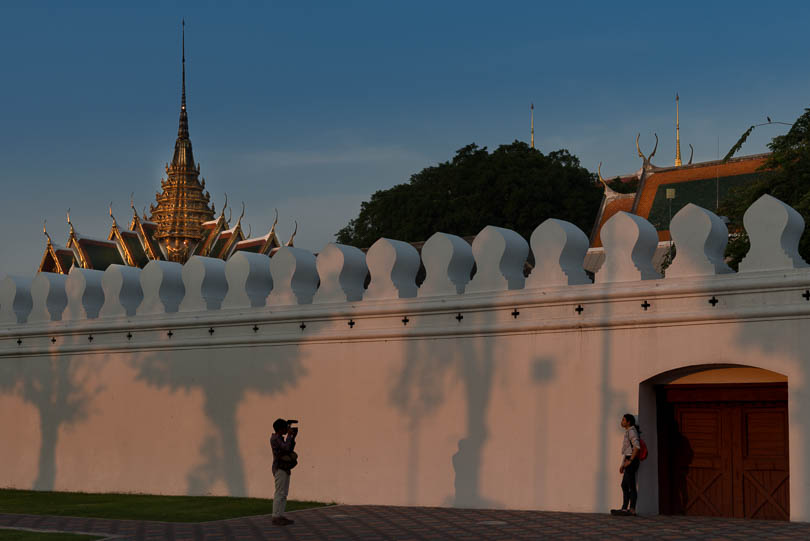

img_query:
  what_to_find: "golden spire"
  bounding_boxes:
[530,103,535,149]
[150,19,215,262]
[675,93,682,166]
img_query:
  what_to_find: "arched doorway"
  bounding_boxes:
[641,365,789,520]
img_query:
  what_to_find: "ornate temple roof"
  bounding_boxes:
[589,96,772,248]
[590,152,770,248]
[148,20,215,262]
[36,22,300,275]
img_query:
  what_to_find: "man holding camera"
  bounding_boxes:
[270,418,298,526]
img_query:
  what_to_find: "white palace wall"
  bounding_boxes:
[1,196,810,519]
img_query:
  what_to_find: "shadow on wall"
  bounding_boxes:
[531,357,556,506]
[129,347,305,496]
[0,352,101,490]
[390,310,498,508]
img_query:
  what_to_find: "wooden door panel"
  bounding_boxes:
[741,407,789,520]
[744,410,788,458]
[743,470,789,520]
[671,407,732,516]
[659,383,789,520]
[682,467,727,516]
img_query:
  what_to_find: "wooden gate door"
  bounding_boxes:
[657,383,789,520]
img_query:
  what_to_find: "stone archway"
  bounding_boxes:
[638,365,789,519]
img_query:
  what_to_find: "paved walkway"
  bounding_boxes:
[2,505,810,540]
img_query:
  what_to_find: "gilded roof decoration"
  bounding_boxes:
[148,21,214,262]
[36,22,299,275]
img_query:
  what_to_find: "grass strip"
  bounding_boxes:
[0,489,328,523]
[0,530,102,540]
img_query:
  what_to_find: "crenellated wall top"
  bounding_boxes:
[2,195,810,354]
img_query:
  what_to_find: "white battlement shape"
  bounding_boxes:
[527,219,590,287]
[5,195,810,325]
[180,256,228,312]
[596,212,661,283]
[268,246,318,305]
[136,260,185,315]
[64,267,104,320]
[314,243,367,303]
[466,225,529,293]
[29,272,68,322]
[0,275,33,324]
[667,204,733,278]
[100,265,143,318]
[365,238,419,300]
[419,232,473,296]
[739,194,808,272]
[223,251,272,309]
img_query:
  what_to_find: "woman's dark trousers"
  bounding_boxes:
[621,457,640,510]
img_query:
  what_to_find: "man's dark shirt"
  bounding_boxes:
[270,433,296,474]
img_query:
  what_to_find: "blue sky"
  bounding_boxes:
[1,1,808,276]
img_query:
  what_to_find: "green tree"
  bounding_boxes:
[607,176,639,194]
[336,141,603,247]
[719,108,810,269]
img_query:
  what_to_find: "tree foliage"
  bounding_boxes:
[607,176,639,194]
[336,141,603,247]
[719,108,810,268]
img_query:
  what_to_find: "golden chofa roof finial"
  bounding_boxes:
[530,103,535,149]
[270,208,279,232]
[286,220,298,247]
[675,93,682,166]
[109,202,118,227]
[597,162,617,196]
[66,208,75,237]
[43,220,52,246]
[236,202,245,226]
[636,133,658,169]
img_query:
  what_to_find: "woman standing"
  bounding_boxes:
[612,413,641,516]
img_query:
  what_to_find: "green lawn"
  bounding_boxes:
[0,489,329,523]
[0,530,101,540]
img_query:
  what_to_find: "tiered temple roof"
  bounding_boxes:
[36,22,297,275]
[590,150,769,248]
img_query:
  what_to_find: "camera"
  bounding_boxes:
[287,419,299,436]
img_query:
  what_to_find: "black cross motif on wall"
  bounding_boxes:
[299,322,306,331]
[51,337,56,344]
[127,332,133,340]
[709,296,719,307]
[348,319,355,328]
[88,335,94,342]
[16,338,21,346]
[402,316,410,326]
[803,290,810,301]
[511,309,520,319]
[167,330,174,338]
[253,325,260,333]
[208,328,215,335]
[456,313,464,322]
[575,304,584,314]
[641,300,651,311]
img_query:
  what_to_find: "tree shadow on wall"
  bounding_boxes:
[130,349,305,496]
[0,354,101,490]
[390,313,498,508]
[531,357,556,505]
